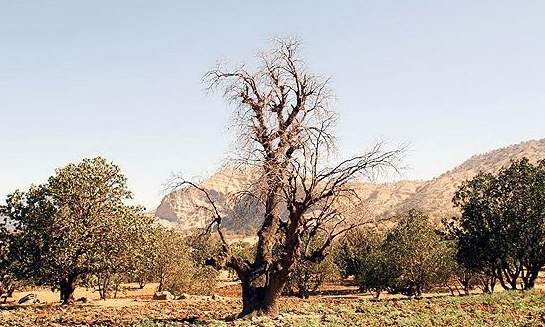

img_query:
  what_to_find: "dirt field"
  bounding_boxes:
[1,282,545,326]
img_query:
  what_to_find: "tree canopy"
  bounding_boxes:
[450,158,545,290]
[0,157,146,303]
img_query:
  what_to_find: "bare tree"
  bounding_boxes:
[173,37,404,317]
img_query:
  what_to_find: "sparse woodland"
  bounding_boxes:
[1,39,545,326]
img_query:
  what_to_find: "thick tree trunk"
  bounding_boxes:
[59,277,76,305]
[238,271,287,317]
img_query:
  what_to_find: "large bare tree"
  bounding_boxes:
[174,38,403,317]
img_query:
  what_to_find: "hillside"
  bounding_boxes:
[393,138,545,221]
[155,138,545,230]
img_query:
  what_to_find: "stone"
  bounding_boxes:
[153,291,174,300]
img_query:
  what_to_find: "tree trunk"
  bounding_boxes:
[138,278,146,289]
[157,274,164,292]
[239,272,286,317]
[59,277,76,305]
[523,268,540,290]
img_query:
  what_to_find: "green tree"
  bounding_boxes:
[0,157,142,304]
[450,158,545,290]
[333,228,370,279]
[127,216,160,289]
[149,228,219,296]
[284,237,340,299]
[90,212,157,299]
[0,217,17,299]
[353,230,394,299]
[382,209,453,298]
[450,158,545,289]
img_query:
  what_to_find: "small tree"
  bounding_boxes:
[0,157,141,304]
[90,212,156,299]
[285,237,339,299]
[150,228,219,296]
[333,228,370,279]
[0,219,16,299]
[353,231,393,299]
[450,158,545,290]
[382,210,453,298]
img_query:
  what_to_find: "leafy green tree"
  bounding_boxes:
[285,257,338,299]
[450,158,545,290]
[127,216,160,289]
[149,228,219,296]
[0,157,142,304]
[353,231,394,299]
[382,209,453,298]
[333,228,370,279]
[0,218,16,299]
[90,212,157,299]
[284,237,339,299]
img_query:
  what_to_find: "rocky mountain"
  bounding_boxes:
[155,138,545,230]
[155,169,262,231]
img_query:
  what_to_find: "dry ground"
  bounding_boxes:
[1,281,545,327]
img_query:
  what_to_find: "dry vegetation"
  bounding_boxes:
[1,283,545,326]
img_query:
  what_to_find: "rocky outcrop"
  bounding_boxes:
[153,291,174,300]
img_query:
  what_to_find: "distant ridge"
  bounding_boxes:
[155,138,545,230]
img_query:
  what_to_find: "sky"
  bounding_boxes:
[1,0,544,210]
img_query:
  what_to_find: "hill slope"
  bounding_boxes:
[394,138,545,220]
[155,138,545,230]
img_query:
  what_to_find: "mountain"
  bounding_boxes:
[155,138,545,230]
[392,138,545,221]
[155,169,261,231]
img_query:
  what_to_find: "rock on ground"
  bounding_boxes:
[153,291,174,300]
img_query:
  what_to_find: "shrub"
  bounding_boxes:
[333,228,370,278]
[153,230,220,296]
[285,254,339,298]
[382,209,453,298]
[354,231,394,299]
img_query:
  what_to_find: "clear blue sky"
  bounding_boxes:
[1,1,544,210]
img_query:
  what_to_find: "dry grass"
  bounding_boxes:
[1,282,545,326]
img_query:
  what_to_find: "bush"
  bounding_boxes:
[285,254,339,298]
[354,231,394,299]
[353,210,454,298]
[333,228,370,278]
[154,230,220,296]
[382,209,453,298]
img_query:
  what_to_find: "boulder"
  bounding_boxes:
[76,297,93,303]
[18,293,40,305]
[153,291,174,300]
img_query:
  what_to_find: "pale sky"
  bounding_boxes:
[1,0,544,210]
